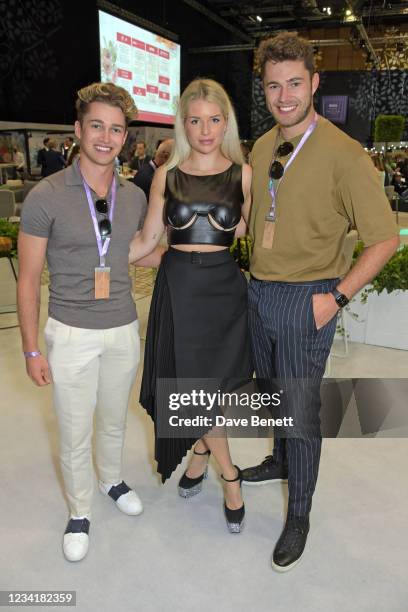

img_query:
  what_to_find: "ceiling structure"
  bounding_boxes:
[204,1,408,37]
[180,0,408,67]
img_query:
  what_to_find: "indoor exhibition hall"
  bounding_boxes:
[0,1,407,611]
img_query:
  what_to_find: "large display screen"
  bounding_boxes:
[98,10,180,125]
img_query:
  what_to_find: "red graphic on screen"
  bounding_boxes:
[117,33,131,45]
[132,38,146,50]
[138,111,174,124]
[146,44,159,55]
[118,69,132,79]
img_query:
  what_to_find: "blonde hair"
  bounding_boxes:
[76,82,138,127]
[167,78,244,169]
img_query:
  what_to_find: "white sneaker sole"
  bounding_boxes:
[271,552,303,572]
[243,478,288,487]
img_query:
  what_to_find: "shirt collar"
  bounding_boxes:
[64,159,126,187]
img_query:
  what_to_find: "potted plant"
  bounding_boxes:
[344,241,408,349]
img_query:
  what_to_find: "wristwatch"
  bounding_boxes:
[331,288,349,309]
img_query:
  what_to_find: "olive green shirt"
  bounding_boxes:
[249,116,398,282]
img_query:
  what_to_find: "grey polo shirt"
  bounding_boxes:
[21,163,147,329]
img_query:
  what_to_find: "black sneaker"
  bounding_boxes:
[272,515,310,572]
[241,455,288,486]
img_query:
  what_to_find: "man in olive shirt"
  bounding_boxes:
[17,83,157,563]
[243,33,399,572]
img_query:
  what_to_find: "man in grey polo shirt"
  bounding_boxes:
[17,83,157,562]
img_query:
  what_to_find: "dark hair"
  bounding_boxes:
[43,137,50,145]
[76,82,138,127]
[136,140,146,147]
[258,32,315,79]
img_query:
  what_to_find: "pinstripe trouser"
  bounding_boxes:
[248,277,339,517]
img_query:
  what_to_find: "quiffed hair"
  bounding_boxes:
[258,32,316,78]
[76,82,138,126]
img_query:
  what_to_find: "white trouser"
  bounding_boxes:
[44,317,140,517]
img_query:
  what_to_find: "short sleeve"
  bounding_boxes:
[20,180,56,238]
[336,153,399,247]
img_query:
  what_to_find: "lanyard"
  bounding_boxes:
[79,163,117,267]
[267,113,318,221]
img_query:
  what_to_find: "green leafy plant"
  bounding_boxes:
[374,115,405,143]
[0,219,19,257]
[352,240,408,303]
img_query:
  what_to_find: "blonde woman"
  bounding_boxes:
[129,79,252,532]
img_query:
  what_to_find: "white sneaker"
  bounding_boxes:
[63,518,90,562]
[99,480,143,516]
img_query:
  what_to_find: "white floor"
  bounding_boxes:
[0,271,407,612]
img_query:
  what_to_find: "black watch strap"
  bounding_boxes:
[331,288,349,308]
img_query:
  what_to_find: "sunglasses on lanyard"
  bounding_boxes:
[95,199,112,238]
[269,141,294,180]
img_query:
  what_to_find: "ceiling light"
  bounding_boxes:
[344,8,357,22]
[256,15,263,22]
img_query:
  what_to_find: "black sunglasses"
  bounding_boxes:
[269,141,294,180]
[95,199,112,238]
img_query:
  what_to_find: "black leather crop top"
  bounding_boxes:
[164,163,244,246]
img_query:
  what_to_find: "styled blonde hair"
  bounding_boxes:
[76,82,138,127]
[167,78,244,169]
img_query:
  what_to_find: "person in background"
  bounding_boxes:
[13,146,25,174]
[129,140,151,172]
[61,136,75,161]
[392,170,407,195]
[132,138,174,199]
[240,141,251,163]
[42,140,66,177]
[67,143,80,166]
[37,138,50,177]
[370,153,386,186]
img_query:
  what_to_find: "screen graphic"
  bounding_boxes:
[99,10,180,125]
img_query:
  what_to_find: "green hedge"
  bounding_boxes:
[374,115,405,143]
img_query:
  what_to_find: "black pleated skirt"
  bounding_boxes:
[140,247,252,482]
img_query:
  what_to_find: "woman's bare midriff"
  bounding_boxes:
[171,244,229,252]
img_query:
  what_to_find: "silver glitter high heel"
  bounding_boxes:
[221,466,245,534]
[178,447,211,498]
